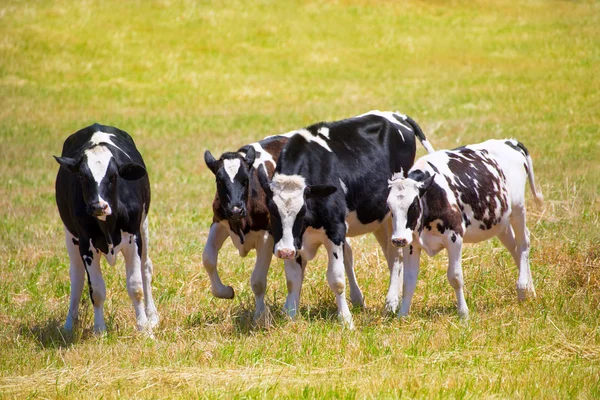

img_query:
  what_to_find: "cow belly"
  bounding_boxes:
[346,211,385,237]
[463,219,509,244]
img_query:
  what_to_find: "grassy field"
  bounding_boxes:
[1,0,599,397]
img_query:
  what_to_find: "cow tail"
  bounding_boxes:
[506,140,544,206]
[523,146,544,206]
[402,114,435,154]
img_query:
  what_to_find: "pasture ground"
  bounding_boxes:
[1,0,599,398]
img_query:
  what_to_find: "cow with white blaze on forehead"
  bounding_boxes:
[55,123,158,333]
[387,139,544,318]
[203,136,366,318]
[258,111,435,328]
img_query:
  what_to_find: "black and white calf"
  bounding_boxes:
[258,111,435,327]
[55,123,158,333]
[203,136,365,317]
[386,139,543,318]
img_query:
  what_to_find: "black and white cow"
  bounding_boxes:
[55,123,158,333]
[386,139,544,318]
[258,111,435,327]
[203,136,365,318]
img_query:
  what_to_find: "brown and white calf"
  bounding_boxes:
[386,139,543,318]
[203,136,365,318]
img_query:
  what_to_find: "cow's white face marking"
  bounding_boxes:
[271,173,306,254]
[339,179,348,195]
[223,159,241,183]
[84,145,113,218]
[296,129,332,152]
[90,131,130,159]
[387,178,421,244]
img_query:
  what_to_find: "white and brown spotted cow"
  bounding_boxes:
[387,139,543,318]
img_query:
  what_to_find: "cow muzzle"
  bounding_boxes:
[276,248,296,260]
[391,237,408,248]
[229,206,246,219]
[89,201,111,218]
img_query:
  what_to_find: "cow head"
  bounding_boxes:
[204,147,256,221]
[387,174,435,247]
[54,146,146,220]
[258,166,336,259]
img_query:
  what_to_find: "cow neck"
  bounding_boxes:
[228,218,246,244]
[97,216,116,249]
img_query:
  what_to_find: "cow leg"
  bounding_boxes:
[343,240,365,308]
[283,257,306,319]
[139,216,159,328]
[510,207,536,300]
[251,233,273,318]
[122,233,149,331]
[64,228,85,331]
[80,244,107,333]
[446,238,469,318]
[324,239,353,329]
[399,245,421,317]
[202,222,235,299]
[374,223,403,313]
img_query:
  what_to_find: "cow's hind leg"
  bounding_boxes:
[343,240,365,308]
[140,216,159,328]
[64,228,85,331]
[446,237,469,319]
[251,233,273,319]
[374,222,403,314]
[324,239,353,329]
[509,207,536,300]
[202,222,234,299]
[122,233,149,331]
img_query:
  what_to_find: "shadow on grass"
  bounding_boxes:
[18,318,92,349]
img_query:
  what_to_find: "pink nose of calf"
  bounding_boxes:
[391,238,408,248]
[276,249,296,259]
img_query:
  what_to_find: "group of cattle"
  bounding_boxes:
[54,111,543,333]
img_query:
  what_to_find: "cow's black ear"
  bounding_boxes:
[204,150,218,175]
[54,156,81,173]
[257,164,272,198]
[118,162,147,180]
[419,174,435,196]
[244,146,256,167]
[304,185,337,199]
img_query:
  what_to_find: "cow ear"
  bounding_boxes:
[257,164,273,198]
[54,156,81,173]
[118,162,147,180]
[204,150,218,175]
[419,174,435,196]
[244,146,256,167]
[304,185,337,199]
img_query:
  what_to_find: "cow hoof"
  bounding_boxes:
[350,293,366,309]
[93,324,107,335]
[384,297,399,314]
[340,315,354,330]
[146,311,159,329]
[457,308,469,320]
[212,285,235,299]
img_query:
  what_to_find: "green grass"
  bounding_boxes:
[1,0,599,398]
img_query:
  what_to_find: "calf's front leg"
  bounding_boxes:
[324,239,353,329]
[122,233,150,331]
[399,245,421,317]
[79,242,107,333]
[202,222,235,299]
[251,233,274,318]
[64,228,85,331]
[446,237,469,318]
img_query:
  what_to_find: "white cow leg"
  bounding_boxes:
[283,258,305,319]
[374,223,402,313]
[325,239,353,329]
[251,234,274,318]
[202,222,234,299]
[122,234,149,331]
[64,229,85,331]
[82,249,107,333]
[140,217,159,328]
[510,207,536,300]
[399,245,421,317]
[446,239,469,319]
[343,240,365,308]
